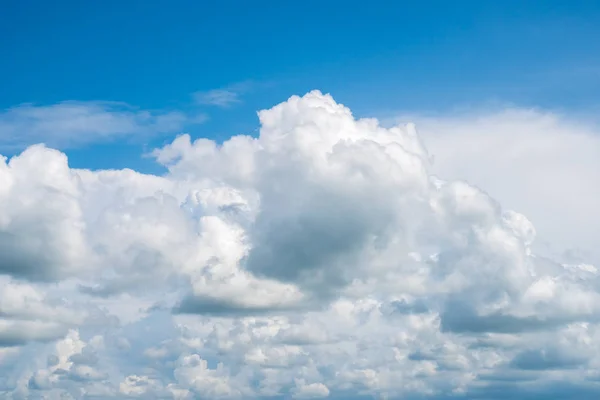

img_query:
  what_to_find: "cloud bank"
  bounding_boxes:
[0,91,598,399]
[405,109,600,262]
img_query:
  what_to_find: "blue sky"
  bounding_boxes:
[2,0,600,171]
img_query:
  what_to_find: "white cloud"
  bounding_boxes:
[193,81,254,108]
[293,380,330,398]
[0,91,599,399]
[0,278,85,347]
[392,108,600,263]
[0,101,207,150]
[194,89,241,107]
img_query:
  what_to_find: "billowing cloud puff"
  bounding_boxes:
[0,91,599,399]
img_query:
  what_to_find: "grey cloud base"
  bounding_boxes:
[0,91,599,399]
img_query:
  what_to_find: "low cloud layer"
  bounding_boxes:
[0,91,598,399]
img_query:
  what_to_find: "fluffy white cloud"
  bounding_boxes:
[0,91,599,399]
[0,278,85,347]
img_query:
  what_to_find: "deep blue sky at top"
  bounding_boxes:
[2,0,600,170]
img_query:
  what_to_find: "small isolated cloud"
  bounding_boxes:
[194,89,241,107]
[0,101,207,150]
[1,91,600,399]
[193,81,254,108]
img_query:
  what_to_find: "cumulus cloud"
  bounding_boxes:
[0,91,599,399]
[0,278,85,347]
[0,101,207,150]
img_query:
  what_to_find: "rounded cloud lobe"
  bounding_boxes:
[0,91,598,399]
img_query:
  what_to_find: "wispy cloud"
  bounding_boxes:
[193,81,254,108]
[0,80,265,151]
[194,89,241,107]
[0,101,207,150]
